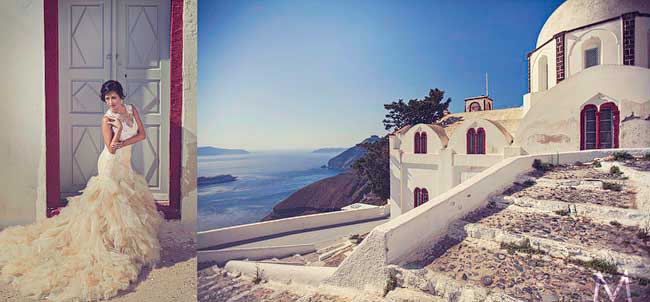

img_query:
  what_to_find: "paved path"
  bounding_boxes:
[215,217,389,250]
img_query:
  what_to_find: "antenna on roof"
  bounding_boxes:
[485,72,489,96]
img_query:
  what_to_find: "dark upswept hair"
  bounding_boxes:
[100,80,126,102]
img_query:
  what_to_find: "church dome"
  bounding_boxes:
[536,0,650,47]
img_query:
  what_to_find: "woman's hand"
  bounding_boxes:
[110,141,123,150]
[106,117,123,130]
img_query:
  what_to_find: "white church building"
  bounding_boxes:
[388,0,650,217]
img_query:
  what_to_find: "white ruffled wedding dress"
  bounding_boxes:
[0,104,163,301]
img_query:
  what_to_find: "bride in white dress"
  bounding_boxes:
[0,80,163,301]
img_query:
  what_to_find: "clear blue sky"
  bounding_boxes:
[198,0,564,151]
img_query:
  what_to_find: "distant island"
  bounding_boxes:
[197,174,237,186]
[327,135,380,170]
[312,147,346,154]
[198,146,250,156]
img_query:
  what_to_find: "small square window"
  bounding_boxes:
[585,48,599,68]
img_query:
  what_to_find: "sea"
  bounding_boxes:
[197,150,341,231]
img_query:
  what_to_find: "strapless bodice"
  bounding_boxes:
[105,104,138,141]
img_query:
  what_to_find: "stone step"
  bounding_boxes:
[460,205,650,260]
[453,220,650,278]
[531,162,626,181]
[384,288,446,302]
[416,237,650,301]
[498,195,649,227]
[507,178,636,209]
[392,265,523,302]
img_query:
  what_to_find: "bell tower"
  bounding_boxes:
[464,96,494,112]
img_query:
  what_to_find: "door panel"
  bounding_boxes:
[117,0,170,200]
[59,0,170,201]
[59,0,111,197]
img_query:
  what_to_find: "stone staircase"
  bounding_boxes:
[392,157,650,301]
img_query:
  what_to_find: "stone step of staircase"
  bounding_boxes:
[460,204,650,260]
[508,177,637,209]
[452,221,650,278]
[498,195,649,227]
[393,264,524,302]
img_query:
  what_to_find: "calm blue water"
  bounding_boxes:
[198,150,341,231]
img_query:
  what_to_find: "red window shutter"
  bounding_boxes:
[580,105,598,150]
[421,132,427,154]
[477,128,486,154]
[414,188,421,207]
[414,132,421,154]
[599,102,620,149]
[467,128,476,154]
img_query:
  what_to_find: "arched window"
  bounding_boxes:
[414,132,421,154]
[585,47,599,68]
[414,188,419,208]
[469,102,481,112]
[420,132,427,154]
[477,128,486,154]
[467,128,486,154]
[580,103,619,150]
[467,128,476,154]
[537,55,548,91]
[413,187,429,208]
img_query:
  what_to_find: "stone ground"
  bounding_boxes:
[0,221,197,302]
[396,155,650,301]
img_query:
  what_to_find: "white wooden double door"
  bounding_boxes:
[59,0,170,201]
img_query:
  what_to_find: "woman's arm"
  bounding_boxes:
[119,105,147,148]
[101,116,123,154]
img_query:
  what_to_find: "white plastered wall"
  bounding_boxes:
[566,20,621,76]
[388,135,403,216]
[530,40,557,93]
[180,0,198,233]
[516,65,650,154]
[446,119,513,155]
[0,1,47,227]
[403,163,439,212]
[399,124,446,154]
[392,124,448,214]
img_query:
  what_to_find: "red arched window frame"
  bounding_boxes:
[477,128,486,154]
[414,132,421,154]
[580,103,619,150]
[469,102,481,112]
[467,128,476,154]
[414,188,421,208]
[580,104,598,150]
[420,132,427,154]
[421,188,429,205]
[599,102,620,149]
